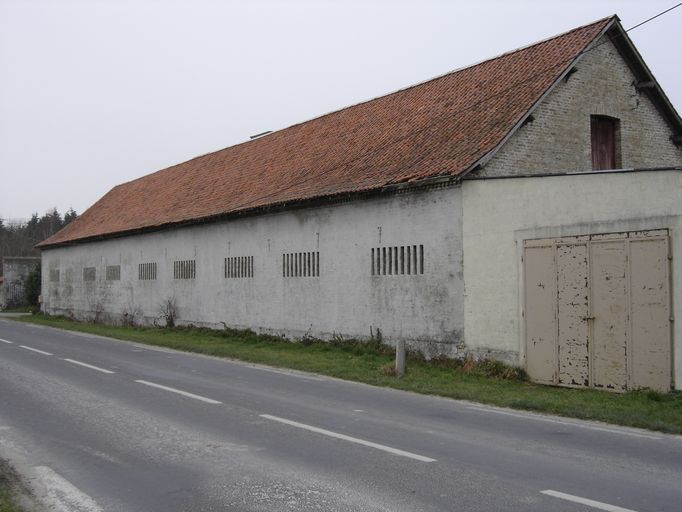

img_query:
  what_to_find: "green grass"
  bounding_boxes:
[12,314,682,435]
[0,465,22,512]
[0,489,21,512]
[0,491,18,512]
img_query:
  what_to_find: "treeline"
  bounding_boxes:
[0,208,78,272]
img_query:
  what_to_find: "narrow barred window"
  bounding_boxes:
[283,251,320,277]
[224,256,254,278]
[83,267,96,281]
[173,259,196,279]
[105,265,121,281]
[371,244,425,276]
[138,262,157,280]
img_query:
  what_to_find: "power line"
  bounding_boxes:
[578,2,681,55]
[626,2,681,32]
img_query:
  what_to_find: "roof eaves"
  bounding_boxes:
[462,165,682,180]
[37,174,460,249]
[606,20,682,136]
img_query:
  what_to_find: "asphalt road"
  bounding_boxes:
[0,319,680,512]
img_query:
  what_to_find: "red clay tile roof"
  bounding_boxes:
[39,16,614,248]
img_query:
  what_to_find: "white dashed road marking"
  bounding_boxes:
[135,380,222,404]
[63,359,115,374]
[541,490,638,512]
[19,345,53,356]
[0,338,14,344]
[260,414,436,462]
[249,365,325,381]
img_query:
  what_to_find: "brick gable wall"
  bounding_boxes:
[479,35,682,177]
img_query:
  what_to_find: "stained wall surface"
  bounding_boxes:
[462,170,682,388]
[41,186,464,355]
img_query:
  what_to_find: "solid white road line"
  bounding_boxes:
[63,358,115,374]
[541,490,638,512]
[19,345,53,356]
[0,338,13,344]
[134,380,222,404]
[260,414,436,462]
[131,343,177,354]
[34,465,103,512]
[249,365,325,381]
[467,405,662,440]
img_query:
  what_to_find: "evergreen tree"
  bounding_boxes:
[64,207,78,224]
[23,264,42,309]
[0,208,78,275]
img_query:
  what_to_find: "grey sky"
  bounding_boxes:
[1,0,680,221]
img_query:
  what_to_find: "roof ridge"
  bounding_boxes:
[38,15,619,248]
[249,14,618,142]
[115,15,616,189]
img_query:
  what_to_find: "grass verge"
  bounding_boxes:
[0,463,23,512]
[0,490,21,512]
[10,314,682,434]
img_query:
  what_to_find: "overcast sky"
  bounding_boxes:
[1,0,680,221]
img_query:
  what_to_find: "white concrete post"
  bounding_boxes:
[395,340,406,377]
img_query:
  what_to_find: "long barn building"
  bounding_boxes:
[39,16,682,392]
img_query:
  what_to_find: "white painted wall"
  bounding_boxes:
[42,186,464,355]
[462,169,682,387]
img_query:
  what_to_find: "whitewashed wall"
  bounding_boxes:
[462,169,682,387]
[42,186,464,355]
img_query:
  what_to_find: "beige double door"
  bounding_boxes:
[524,230,671,392]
